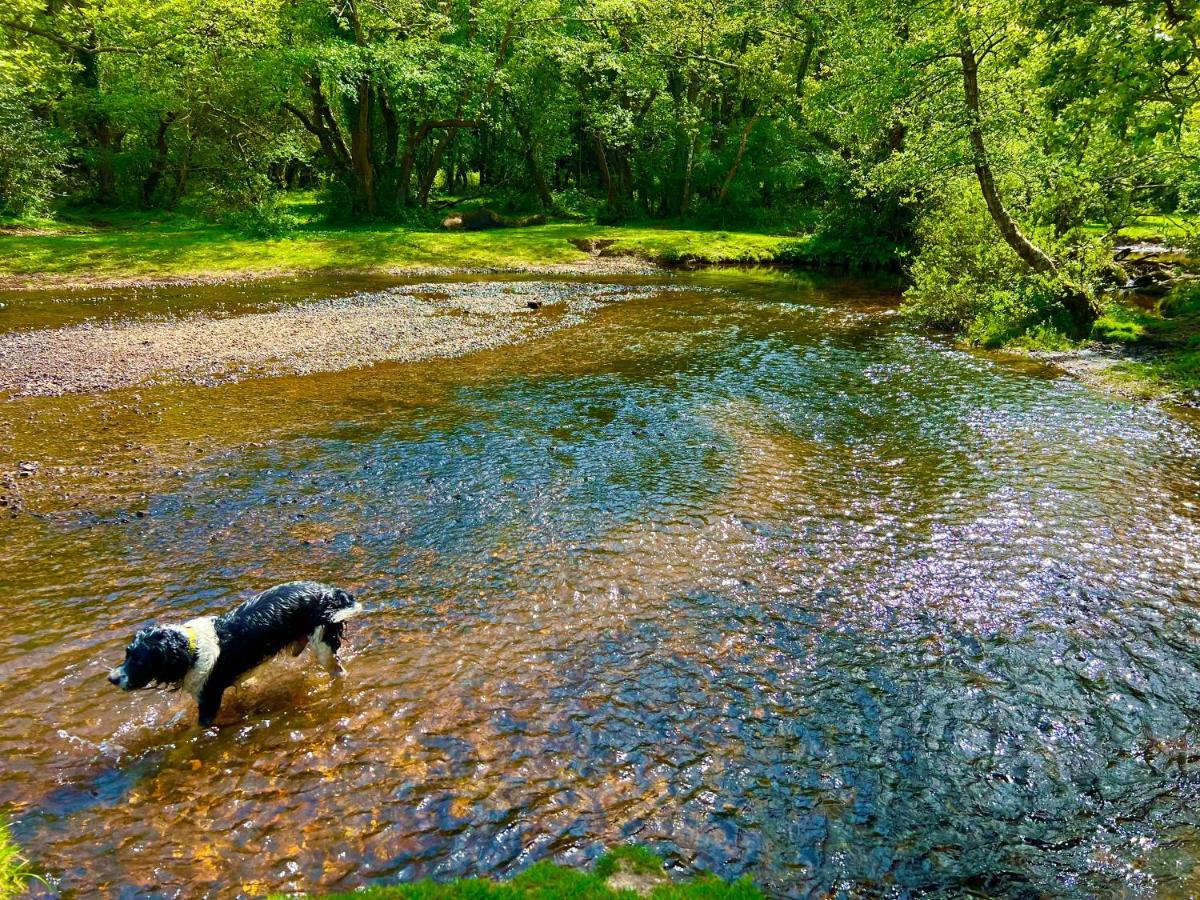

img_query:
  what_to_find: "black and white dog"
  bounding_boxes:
[108,581,363,726]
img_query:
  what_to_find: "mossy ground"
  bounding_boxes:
[0,207,792,282]
[313,848,760,900]
[1086,283,1200,398]
[1081,213,1199,244]
[1006,281,1200,401]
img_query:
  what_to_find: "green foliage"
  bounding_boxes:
[312,849,760,900]
[903,188,1046,334]
[184,174,300,237]
[776,196,911,272]
[0,77,66,216]
[902,185,1107,344]
[1090,304,1153,344]
[0,822,38,899]
[1160,281,1200,319]
[1072,284,1200,399]
[0,0,1196,340]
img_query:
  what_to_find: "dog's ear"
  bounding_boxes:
[139,627,193,686]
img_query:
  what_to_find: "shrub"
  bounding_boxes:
[0,84,66,217]
[775,191,911,272]
[191,175,303,238]
[902,185,1102,344]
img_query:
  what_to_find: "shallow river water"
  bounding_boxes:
[2,273,1199,897]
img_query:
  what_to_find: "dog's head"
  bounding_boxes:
[108,627,192,691]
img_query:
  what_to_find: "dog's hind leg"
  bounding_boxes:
[310,624,346,676]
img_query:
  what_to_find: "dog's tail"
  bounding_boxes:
[324,588,364,623]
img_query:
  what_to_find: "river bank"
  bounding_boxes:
[1014,279,1200,407]
[0,280,680,397]
[0,213,791,289]
[2,214,1196,406]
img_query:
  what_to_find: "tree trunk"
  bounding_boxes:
[618,154,634,202]
[348,81,377,215]
[957,19,1094,324]
[171,136,192,205]
[958,24,1053,274]
[515,119,555,210]
[284,76,352,188]
[679,74,701,216]
[718,114,760,204]
[418,126,456,206]
[592,133,617,207]
[379,85,399,170]
[680,132,699,216]
[76,41,119,203]
[141,112,177,207]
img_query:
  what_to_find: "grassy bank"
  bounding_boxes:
[3,207,1195,404]
[986,281,1200,404]
[1081,213,1198,244]
[319,848,760,899]
[1083,283,1200,400]
[0,209,793,284]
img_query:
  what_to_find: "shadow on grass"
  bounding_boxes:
[0,210,794,280]
[1089,283,1200,396]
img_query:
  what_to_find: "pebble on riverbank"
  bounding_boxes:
[0,281,671,397]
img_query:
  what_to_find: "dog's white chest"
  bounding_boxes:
[175,617,220,698]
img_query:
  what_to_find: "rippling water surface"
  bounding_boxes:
[2,274,1199,897]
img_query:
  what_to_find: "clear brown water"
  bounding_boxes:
[2,273,1200,898]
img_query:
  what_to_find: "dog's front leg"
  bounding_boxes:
[197,684,226,727]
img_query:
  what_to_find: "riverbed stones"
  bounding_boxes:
[0,281,681,397]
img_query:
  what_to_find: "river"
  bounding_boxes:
[1,273,1198,897]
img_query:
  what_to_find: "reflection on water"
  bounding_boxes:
[2,273,1199,897]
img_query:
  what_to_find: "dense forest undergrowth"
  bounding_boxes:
[1,0,1198,399]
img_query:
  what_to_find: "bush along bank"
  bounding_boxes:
[318,847,761,899]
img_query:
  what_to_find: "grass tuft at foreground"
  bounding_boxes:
[313,848,760,899]
[0,823,38,899]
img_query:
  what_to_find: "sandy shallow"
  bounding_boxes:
[0,280,663,397]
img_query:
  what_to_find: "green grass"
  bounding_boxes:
[0,208,793,282]
[1082,213,1199,244]
[1022,282,1200,399]
[1094,282,1200,396]
[977,278,1200,401]
[308,848,759,900]
[1111,349,1200,396]
[0,822,38,899]
[1089,303,1156,344]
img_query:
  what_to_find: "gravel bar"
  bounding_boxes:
[0,281,667,397]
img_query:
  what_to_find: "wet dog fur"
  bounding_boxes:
[108,581,362,726]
